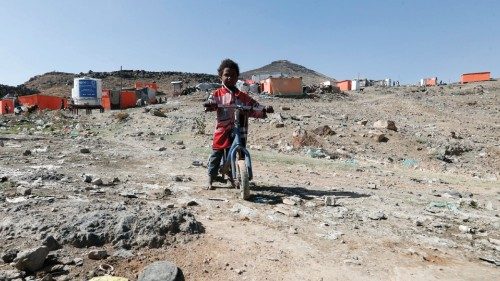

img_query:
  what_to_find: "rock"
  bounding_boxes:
[0,269,26,280]
[281,106,290,111]
[274,122,285,128]
[324,196,336,206]
[356,120,368,126]
[112,249,134,259]
[488,238,500,246]
[292,128,317,148]
[158,147,167,151]
[80,148,91,154]
[83,174,93,183]
[313,125,336,136]
[14,246,50,272]
[442,190,462,198]
[459,225,475,234]
[91,178,103,186]
[373,120,397,131]
[1,249,19,263]
[88,249,108,260]
[74,258,84,266]
[16,186,32,196]
[151,109,167,117]
[282,197,298,206]
[0,140,3,147]
[174,140,184,145]
[43,235,62,251]
[23,149,32,156]
[90,276,128,281]
[368,130,388,142]
[368,212,387,220]
[137,261,184,281]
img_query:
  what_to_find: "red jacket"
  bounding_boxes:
[207,86,265,149]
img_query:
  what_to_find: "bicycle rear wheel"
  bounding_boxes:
[237,160,250,200]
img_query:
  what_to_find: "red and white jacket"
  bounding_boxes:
[207,86,265,150]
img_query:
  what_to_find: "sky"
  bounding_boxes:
[0,0,499,86]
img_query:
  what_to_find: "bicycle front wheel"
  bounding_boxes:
[237,160,250,200]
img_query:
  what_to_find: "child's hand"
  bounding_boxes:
[203,100,217,112]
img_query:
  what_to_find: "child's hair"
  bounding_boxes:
[217,59,240,77]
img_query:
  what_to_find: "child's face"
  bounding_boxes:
[220,67,238,88]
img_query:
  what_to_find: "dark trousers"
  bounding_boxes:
[207,148,229,178]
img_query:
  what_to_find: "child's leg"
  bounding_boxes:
[207,149,224,179]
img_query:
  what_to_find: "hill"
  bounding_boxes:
[241,60,334,85]
[19,70,219,98]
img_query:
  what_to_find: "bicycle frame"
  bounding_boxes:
[219,105,253,181]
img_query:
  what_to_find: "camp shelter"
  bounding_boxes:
[0,99,14,114]
[261,77,302,96]
[101,90,111,110]
[134,81,158,91]
[171,81,183,96]
[17,94,67,110]
[119,91,137,109]
[336,80,352,91]
[460,72,490,84]
[136,87,157,104]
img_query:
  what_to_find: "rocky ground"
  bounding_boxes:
[0,81,499,280]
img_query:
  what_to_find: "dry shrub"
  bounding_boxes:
[113,112,130,122]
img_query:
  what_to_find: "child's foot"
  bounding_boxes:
[205,175,215,190]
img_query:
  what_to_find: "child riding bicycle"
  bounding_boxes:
[204,59,273,190]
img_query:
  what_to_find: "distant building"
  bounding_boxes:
[460,72,491,84]
[336,80,352,91]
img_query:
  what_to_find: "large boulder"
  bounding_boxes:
[138,261,184,281]
[14,246,49,272]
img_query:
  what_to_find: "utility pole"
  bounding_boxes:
[120,66,123,90]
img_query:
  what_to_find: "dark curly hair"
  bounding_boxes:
[217,59,240,77]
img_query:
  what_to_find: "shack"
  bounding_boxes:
[261,77,302,96]
[460,72,491,84]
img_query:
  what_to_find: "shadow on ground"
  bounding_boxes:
[249,184,370,204]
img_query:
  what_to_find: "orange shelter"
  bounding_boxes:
[336,80,352,91]
[135,81,158,91]
[119,91,137,109]
[460,72,491,84]
[18,94,67,110]
[261,77,302,96]
[425,77,437,86]
[0,99,14,115]
[101,90,111,110]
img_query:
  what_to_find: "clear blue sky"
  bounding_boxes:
[1,0,499,86]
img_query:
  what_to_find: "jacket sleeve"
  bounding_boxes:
[238,91,265,118]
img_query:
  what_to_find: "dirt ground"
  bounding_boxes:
[1,81,499,280]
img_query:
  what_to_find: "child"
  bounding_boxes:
[204,59,273,190]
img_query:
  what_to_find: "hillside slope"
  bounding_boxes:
[241,60,334,85]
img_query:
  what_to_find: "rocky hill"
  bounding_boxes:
[241,60,334,85]
[20,70,219,98]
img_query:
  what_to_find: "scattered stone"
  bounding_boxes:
[151,109,167,117]
[23,149,32,156]
[91,178,103,186]
[174,140,184,145]
[459,225,475,234]
[74,258,84,266]
[137,261,184,281]
[89,276,129,281]
[158,147,167,151]
[185,200,198,207]
[16,186,32,196]
[368,130,388,142]
[274,205,299,217]
[1,249,19,263]
[373,120,397,131]
[14,246,50,272]
[80,148,91,154]
[43,235,62,251]
[112,249,134,259]
[274,122,285,128]
[356,120,368,126]
[313,125,336,136]
[0,269,26,280]
[289,227,298,234]
[324,196,336,206]
[88,249,108,260]
[281,106,290,111]
[368,212,387,220]
[488,238,500,246]
[282,197,298,206]
[442,190,462,198]
[83,174,93,183]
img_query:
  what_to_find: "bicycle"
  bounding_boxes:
[205,103,266,200]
